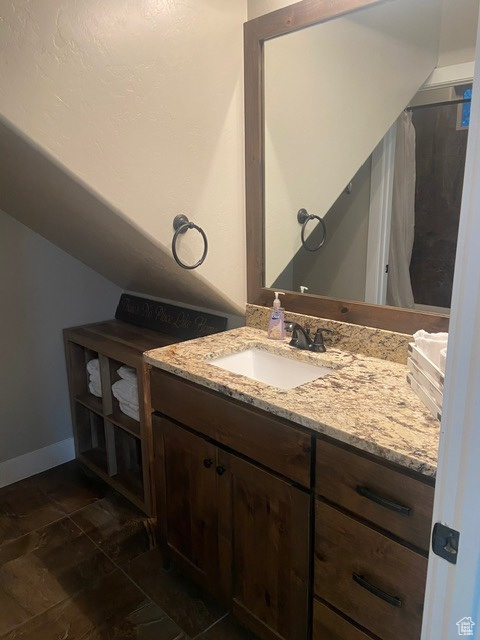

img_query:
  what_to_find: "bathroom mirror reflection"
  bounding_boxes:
[264,11,471,315]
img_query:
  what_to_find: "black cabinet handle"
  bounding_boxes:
[352,573,402,608]
[216,465,226,476]
[203,458,213,469]
[356,485,411,516]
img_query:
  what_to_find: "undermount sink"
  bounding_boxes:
[209,347,333,390]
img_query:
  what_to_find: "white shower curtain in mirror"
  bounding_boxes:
[386,110,415,309]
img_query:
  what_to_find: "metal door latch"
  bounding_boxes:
[432,523,460,564]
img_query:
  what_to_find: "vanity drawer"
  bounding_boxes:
[315,500,427,640]
[313,599,375,640]
[316,439,434,550]
[150,368,311,486]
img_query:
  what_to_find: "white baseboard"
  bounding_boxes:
[0,438,75,488]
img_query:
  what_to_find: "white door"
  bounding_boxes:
[421,17,480,640]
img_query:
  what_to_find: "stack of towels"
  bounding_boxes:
[112,366,139,421]
[87,359,102,397]
[413,330,448,374]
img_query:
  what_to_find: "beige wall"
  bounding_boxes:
[0,210,121,463]
[264,0,441,285]
[0,0,247,313]
[438,0,479,66]
[247,0,293,20]
[249,0,479,65]
[292,159,372,300]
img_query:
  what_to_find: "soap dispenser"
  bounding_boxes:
[267,292,286,340]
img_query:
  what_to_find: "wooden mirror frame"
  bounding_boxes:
[244,0,449,334]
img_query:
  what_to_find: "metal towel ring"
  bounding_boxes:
[297,208,327,252]
[172,214,208,270]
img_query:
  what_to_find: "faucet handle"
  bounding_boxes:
[312,327,334,353]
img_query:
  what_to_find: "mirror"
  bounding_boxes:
[245,0,454,333]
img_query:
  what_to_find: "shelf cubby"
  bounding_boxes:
[75,402,108,474]
[106,357,141,437]
[112,425,144,499]
[64,319,179,515]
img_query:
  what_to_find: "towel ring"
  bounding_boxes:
[172,214,208,270]
[297,208,327,252]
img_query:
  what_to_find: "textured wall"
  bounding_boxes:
[0,1,247,313]
[247,0,293,20]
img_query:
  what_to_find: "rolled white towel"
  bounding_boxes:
[87,358,100,374]
[112,379,138,406]
[118,400,140,422]
[86,359,102,396]
[117,365,137,383]
[89,370,101,385]
[88,380,102,398]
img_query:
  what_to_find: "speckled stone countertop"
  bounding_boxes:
[145,327,440,478]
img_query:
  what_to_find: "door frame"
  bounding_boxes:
[421,24,480,640]
[365,124,396,304]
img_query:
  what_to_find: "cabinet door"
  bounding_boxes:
[219,452,311,640]
[161,418,222,598]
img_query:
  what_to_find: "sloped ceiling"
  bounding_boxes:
[0,0,247,317]
[0,116,240,315]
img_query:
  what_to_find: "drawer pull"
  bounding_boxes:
[356,485,411,516]
[203,458,213,469]
[352,573,402,608]
[216,465,226,476]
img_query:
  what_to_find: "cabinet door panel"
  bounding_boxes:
[162,419,221,595]
[221,453,310,640]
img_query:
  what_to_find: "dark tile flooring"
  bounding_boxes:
[0,461,257,639]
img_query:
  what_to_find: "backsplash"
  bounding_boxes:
[246,304,411,364]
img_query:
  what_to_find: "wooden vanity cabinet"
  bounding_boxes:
[313,438,435,640]
[150,367,435,640]
[150,368,311,640]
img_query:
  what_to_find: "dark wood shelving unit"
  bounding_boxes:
[64,319,179,515]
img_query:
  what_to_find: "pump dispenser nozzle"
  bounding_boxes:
[273,291,285,310]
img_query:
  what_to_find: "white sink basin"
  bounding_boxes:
[209,348,333,390]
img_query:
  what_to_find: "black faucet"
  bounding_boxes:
[285,323,334,353]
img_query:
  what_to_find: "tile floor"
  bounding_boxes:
[0,461,257,639]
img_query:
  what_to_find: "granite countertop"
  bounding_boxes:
[144,326,440,478]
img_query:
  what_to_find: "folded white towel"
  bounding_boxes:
[118,400,140,422]
[117,365,137,383]
[413,330,448,343]
[87,358,100,375]
[88,381,102,398]
[413,330,448,370]
[112,379,138,407]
